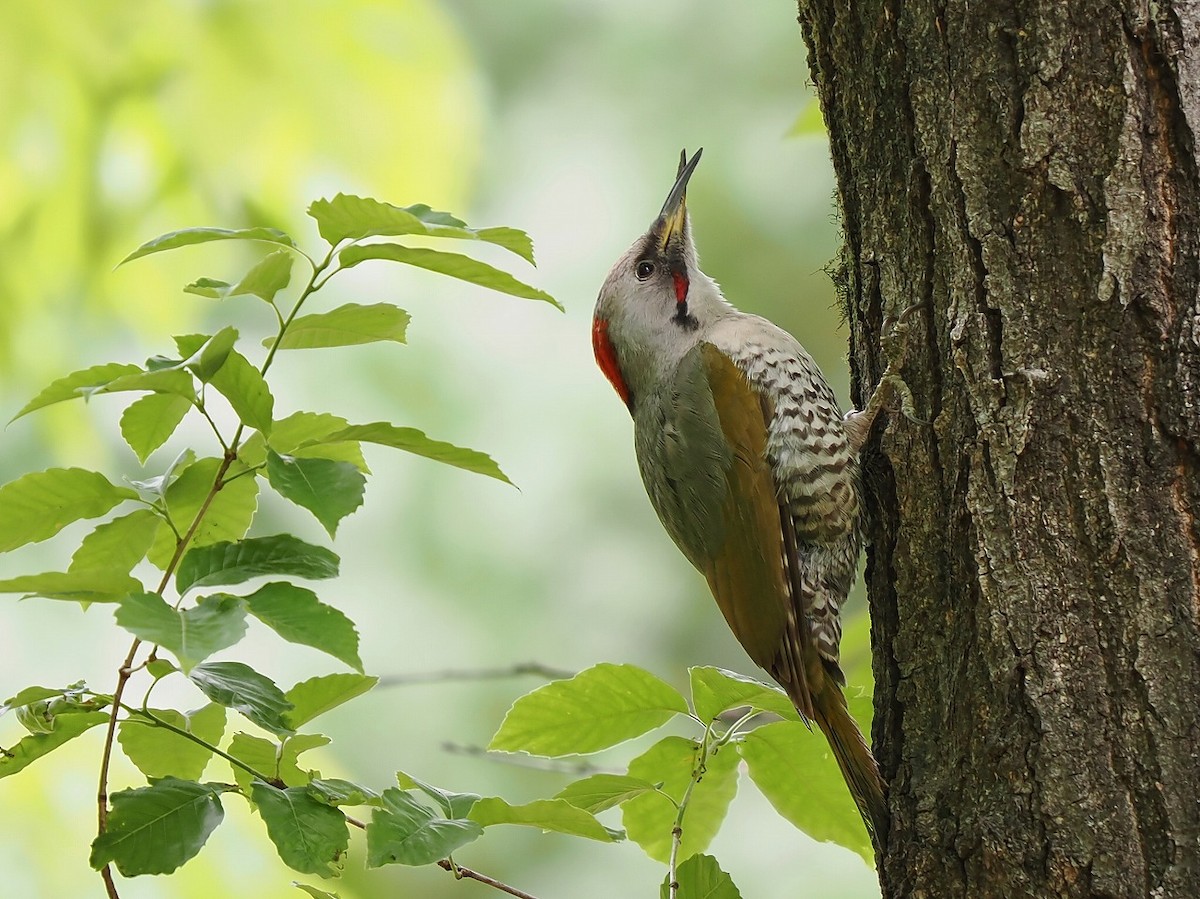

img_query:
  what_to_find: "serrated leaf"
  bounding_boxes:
[185,327,239,382]
[11,362,141,421]
[307,778,381,808]
[689,667,800,724]
[253,782,348,878]
[366,788,483,867]
[738,720,872,860]
[148,457,260,569]
[229,250,293,303]
[189,661,293,737]
[118,704,227,780]
[243,582,363,672]
[660,853,743,899]
[622,737,740,864]
[489,663,688,757]
[554,773,659,814]
[283,673,377,729]
[70,509,161,578]
[239,411,367,472]
[89,778,226,875]
[266,451,365,537]
[0,570,141,603]
[339,243,560,308]
[394,771,478,819]
[208,349,274,434]
[270,303,410,350]
[227,732,330,796]
[0,468,136,554]
[120,393,193,463]
[300,421,509,484]
[176,535,339,594]
[1,685,81,716]
[468,797,617,842]
[120,226,297,266]
[115,592,247,672]
[0,710,108,779]
[307,195,535,263]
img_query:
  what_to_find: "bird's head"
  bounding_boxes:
[593,148,728,411]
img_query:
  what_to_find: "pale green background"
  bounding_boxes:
[0,2,878,896]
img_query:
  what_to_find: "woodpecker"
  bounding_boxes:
[592,149,888,846]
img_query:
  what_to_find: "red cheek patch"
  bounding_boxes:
[592,317,632,408]
[672,271,689,304]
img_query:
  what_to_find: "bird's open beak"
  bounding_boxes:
[657,148,703,250]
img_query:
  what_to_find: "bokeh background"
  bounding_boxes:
[0,2,879,896]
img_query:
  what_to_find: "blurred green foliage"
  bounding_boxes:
[0,1,880,897]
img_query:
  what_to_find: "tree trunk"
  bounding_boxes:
[796,2,1200,896]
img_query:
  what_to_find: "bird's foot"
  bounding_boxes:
[844,302,925,452]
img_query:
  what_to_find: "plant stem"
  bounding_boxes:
[376,662,575,688]
[667,729,713,899]
[437,859,542,899]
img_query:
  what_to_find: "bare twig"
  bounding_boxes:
[438,859,542,899]
[668,730,713,899]
[440,741,614,776]
[376,662,575,689]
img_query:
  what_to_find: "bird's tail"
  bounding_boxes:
[811,684,889,852]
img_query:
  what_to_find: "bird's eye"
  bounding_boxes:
[635,260,655,281]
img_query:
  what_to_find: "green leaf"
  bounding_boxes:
[738,720,872,860]
[489,663,688,757]
[118,704,227,780]
[468,797,617,842]
[228,250,293,303]
[11,362,141,421]
[394,771,478,819]
[366,788,483,867]
[300,421,509,484]
[148,457,260,569]
[176,535,340,594]
[283,673,377,730]
[189,661,294,737]
[270,303,411,350]
[120,226,297,266]
[90,368,198,402]
[1,685,84,715]
[660,853,743,899]
[622,737,740,864]
[89,778,226,875]
[266,451,366,537]
[554,773,659,815]
[70,509,161,577]
[120,393,193,463]
[227,732,330,796]
[307,195,535,263]
[0,710,108,779]
[239,411,367,472]
[208,349,274,434]
[689,667,800,724]
[293,885,340,899]
[0,468,136,554]
[242,582,363,672]
[252,782,348,878]
[185,327,239,382]
[339,243,560,308]
[115,592,247,673]
[307,778,381,808]
[0,570,141,603]
[183,277,233,299]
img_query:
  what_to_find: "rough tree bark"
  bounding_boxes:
[796,2,1200,897]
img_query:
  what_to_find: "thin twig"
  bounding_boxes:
[376,662,575,689]
[438,859,542,899]
[668,730,712,899]
[440,741,613,776]
[119,705,275,783]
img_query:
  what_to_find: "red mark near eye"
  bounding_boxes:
[672,270,689,304]
[592,316,632,408]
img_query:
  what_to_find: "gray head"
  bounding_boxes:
[592,149,730,410]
